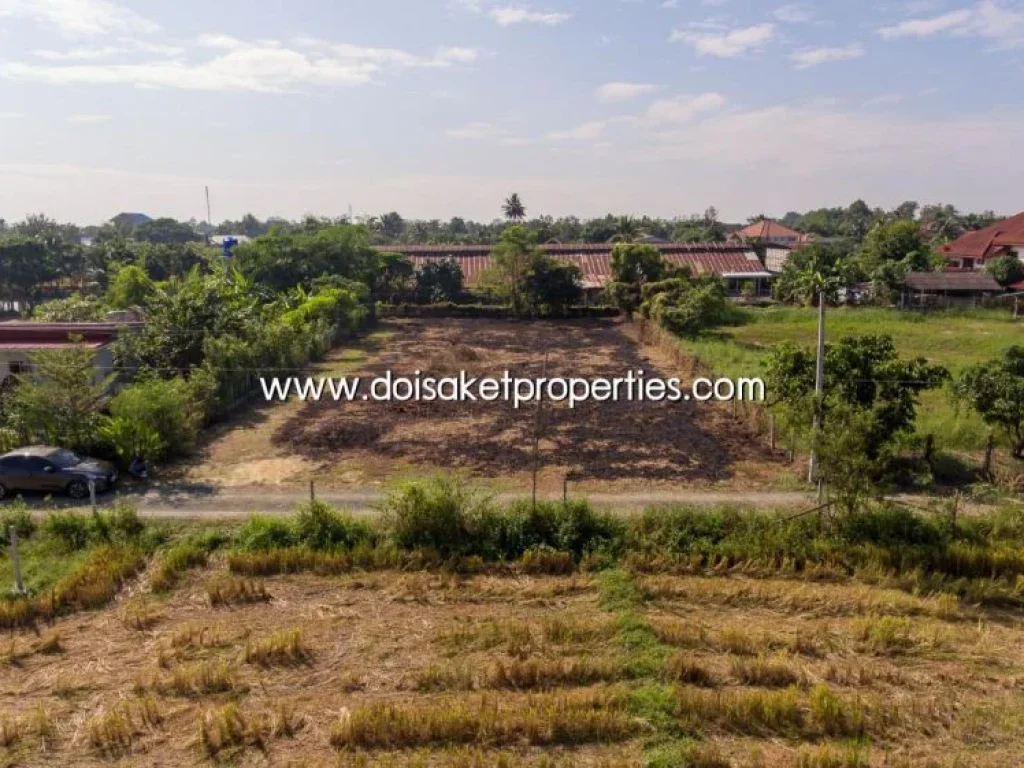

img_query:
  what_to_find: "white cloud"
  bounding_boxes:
[488,6,572,26]
[595,81,660,102]
[547,120,607,140]
[0,0,157,37]
[67,113,111,123]
[445,121,500,139]
[670,22,776,57]
[774,4,812,23]
[644,92,727,124]
[878,2,1024,48]
[790,43,865,69]
[33,40,185,61]
[0,38,481,92]
[877,8,973,38]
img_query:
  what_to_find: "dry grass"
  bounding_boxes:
[205,575,271,607]
[0,705,57,751]
[329,690,638,749]
[86,697,163,757]
[244,628,309,667]
[119,597,163,631]
[729,656,805,688]
[140,659,239,697]
[663,653,718,687]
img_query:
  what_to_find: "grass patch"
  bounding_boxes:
[205,575,271,607]
[244,628,308,667]
[87,697,162,758]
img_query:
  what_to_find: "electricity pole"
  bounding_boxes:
[808,289,826,497]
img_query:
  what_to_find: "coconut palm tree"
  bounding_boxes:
[502,193,526,223]
[609,215,643,243]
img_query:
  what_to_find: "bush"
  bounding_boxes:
[108,377,202,460]
[384,477,490,559]
[43,503,146,552]
[0,501,35,540]
[836,505,945,548]
[236,516,296,552]
[294,501,374,551]
[44,511,92,552]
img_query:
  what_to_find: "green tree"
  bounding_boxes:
[32,295,105,322]
[764,334,948,461]
[640,275,728,337]
[6,341,113,451]
[987,256,1024,288]
[415,261,464,303]
[954,347,1024,459]
[774,244,851,306]
[502,193,526,223]
[609,215,642,243]
[606,243,667,316]
[134,218,202,245]
[107,377,203,460]
[106,265,156,309]
[522,257,582,315]
[491,225,538,312]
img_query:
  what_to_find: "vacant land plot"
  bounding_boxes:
[188,319,787,494]
[680,307,1023,451]
[4,557,1024,766]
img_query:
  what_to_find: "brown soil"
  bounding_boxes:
[262,318,788,492]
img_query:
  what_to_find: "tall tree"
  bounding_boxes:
[491,225,538,312]
[502,193,527,223]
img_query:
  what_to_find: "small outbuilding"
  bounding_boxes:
[899,271,1003,309]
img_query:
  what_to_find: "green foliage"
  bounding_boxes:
[0,500,36,540]
[5,342,113,452]
[857,220,933,298]
[232,224,377,292]
[107,377,202,460]
[987,255,1024,287]
[765,334,948,461]
[43,502,145,552]
[521,256,582,315]
[294,500,375,550]
[105,265,155,308]
[954,346,1024,458]
[98,416,162,462]
[607,243,667,315]
[641,276,730,337]
[133,218,202,246]
[773,244,853,306]
[414,260,464,303]
[236,516,297,552]
[502,193,526,222]
[32,294,106,322]
[490,225,540,313]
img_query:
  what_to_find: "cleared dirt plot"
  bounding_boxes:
[6,560,1024,766]
[259,318,782,492]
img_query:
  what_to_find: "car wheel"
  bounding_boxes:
[67,479,89,500]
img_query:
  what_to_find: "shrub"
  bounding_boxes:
[236,515,296,551]
[44,503,146,551]
[108,377,202,460]
[836,505,945,548]
[384,477,491,559]
[151,540,209,592]
[44,511,93,551]
[0,501,35,540]
[293,500,374,550]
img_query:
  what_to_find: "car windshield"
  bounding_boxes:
[50,450,82,469]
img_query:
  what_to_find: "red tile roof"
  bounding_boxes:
[0,322,127,347]
[396,244,771,287]
[728,220,808,243]
[940,211,1024,260]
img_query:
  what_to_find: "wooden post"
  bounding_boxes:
[9,527,25,596]
[88,479,97,515]
[923,433,935,469]
[951,492,960,529]
[563,475,568,509]
[309,479,316,503]
[983,432,995,477]
[531,351,550,513]
[769,415,777,451]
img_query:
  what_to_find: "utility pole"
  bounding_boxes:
[205,186,212,228]
[808,289,826,496]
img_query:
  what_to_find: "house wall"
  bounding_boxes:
[0,346,115,387]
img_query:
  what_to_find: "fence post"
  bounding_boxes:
[89,479,97,515]
[769,415,777,451]
[982,432,995,478]
[309,479,316,503]
[9,527,25,596]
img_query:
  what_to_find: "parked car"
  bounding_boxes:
[0,446,118,500]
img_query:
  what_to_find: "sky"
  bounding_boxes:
[0,0,1022,226]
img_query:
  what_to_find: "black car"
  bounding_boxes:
[0,446,118,500]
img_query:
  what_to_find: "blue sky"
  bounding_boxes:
[0,0,1021,225]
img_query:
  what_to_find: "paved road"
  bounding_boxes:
[11,482,825,518]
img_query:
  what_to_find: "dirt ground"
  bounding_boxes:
[4,562,1024,766]
[182,319,792,494]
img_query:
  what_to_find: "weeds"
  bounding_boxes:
[142,660,238,697]
[205,575,270,607]
[150,540,209,592]
[87,697,162,757]
[662,653,717,687]
[729,656,804,688]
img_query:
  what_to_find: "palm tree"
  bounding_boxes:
[502,193,526,223]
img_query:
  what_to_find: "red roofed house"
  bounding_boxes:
[939,211,1024,271]
[728,220,811,247]
[0,322,136,386]
[375,242,775,298]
